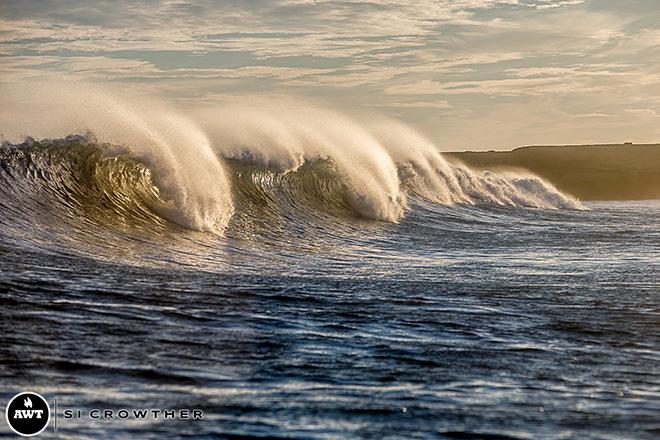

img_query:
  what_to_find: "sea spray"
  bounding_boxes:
[366,117,584,210]
[2,84,234,232]
[197,104,407,221]
[197,104,584,213]
[0,83,583,234]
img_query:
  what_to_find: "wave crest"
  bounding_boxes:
[0,133,584,242]
[0,89,584,236]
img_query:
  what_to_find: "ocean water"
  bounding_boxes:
[0,137,659,439]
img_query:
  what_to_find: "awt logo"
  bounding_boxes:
[5,392,50,436]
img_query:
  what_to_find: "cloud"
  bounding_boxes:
[390,101,453,109]
[1,0,659,148]
[624,108,659,118]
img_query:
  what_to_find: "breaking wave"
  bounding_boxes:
[0,134,583,237]
[0,88,583,240]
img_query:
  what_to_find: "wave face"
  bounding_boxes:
[0,136,166,232]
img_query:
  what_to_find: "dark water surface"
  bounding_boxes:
[0,140,658,438]
[1,200,658,439]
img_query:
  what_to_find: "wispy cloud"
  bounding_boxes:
[1,0,659,148]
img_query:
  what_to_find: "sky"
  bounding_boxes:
[1,0,659,150]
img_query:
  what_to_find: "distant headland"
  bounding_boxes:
[446,144,660,201]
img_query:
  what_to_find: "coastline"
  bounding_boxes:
[446,144,660,201]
